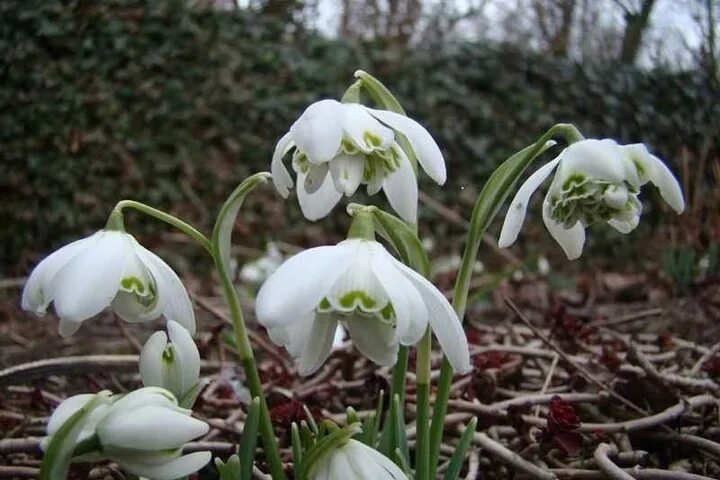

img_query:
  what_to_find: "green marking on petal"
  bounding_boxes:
[363,131,382,148]
[341,138,360,155]
[339,290,377,310]
[162,345,175,364]
[120,276,146,294]
[318,297,332,312]
[380,302,395,321]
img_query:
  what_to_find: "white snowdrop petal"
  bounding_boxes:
[47,394,95,436]
[133,244,196,333]
[298,314,338,376]
[51,231,126,330]
[626,145,685,214]
[542,198,586,260]
[370,249,426,344]
[368,108,446,185]
[167,320,200,396]
[343,103,394,153]
[290,99,345,164]
[329,154,365,196]
[271,132,295,198]
[396,263,470,374]
[21,233,101,314]
[498,157,560,248]
[256,245,352,328]
[303,162,330,194]
[344,314,398,367]
[608,216,639,234]
[357,441,408,478]
[99,405,208,450]
[296,166,343,221]
[555,139,626,184]
[119,451,211,480]
[139,331,169,389]
[383,146,418,223]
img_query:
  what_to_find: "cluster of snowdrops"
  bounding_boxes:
[21,71,684,480]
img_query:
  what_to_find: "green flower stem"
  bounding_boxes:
[347,210,375,240]
[389,346,408,404]
[214,252,287,480]
[427,123,584,478]
[415,327,432,480]
[112,200,213,254]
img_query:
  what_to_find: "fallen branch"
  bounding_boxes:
[474,432,556,480]
[594,443,635,480]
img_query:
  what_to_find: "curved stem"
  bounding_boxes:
[214,252,287,480]
[427,123,583,478]
[113,200,213,254]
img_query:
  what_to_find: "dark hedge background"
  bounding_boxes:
[2,0,718,275]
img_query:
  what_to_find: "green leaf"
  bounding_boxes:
[378,394,408,467]
[215,454,242,480]
[350,205,429,277]
[238,397,261,480]
[178,378,210,409]
[443,417,477,480]
[394,447,414,479]
[346,406,360,426]
[291,423,303,479]
[300,423,361,479]
[40,390,112,480]
[354,70,405,114]
[211,172,271,273]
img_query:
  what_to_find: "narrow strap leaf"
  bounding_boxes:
[39,390,112,480]
[238,397,261,480]
[443,417,477,480]
[211,172,271,273]
[215,454,242,480]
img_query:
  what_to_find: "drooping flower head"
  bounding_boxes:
[45,387,210,480]
[21,230,195,336]
[255,238,470,375]
[499,139,684,259]
[309,439,407,480]
[271,99,446,223]
[140,320,201,402]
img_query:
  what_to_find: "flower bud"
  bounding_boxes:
[139,320,201,403]
[309,439,406,479]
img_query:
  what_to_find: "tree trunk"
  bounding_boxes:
[618,0,656,64]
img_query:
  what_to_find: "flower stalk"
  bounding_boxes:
[427,122,584,478]
[113,200,213,254]
[414,327,432,480]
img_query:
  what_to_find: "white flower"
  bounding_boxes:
[498,139,685,260]
[309,439,407,480]
[239,242,284,285]
[21,230,196,336]
[45,388,211,480]
[271,99,446,223]
[140,320,201,401]
[255,239,470,375]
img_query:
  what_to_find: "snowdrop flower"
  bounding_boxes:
[256,239,470,375]
[499,139,684,260]
[45,388,211,480]
[42,393,113,452]
[140,320,201,402]
[309,439,407,480]
[239,242,284,285]
[271,99,446,223]
[22,230,195,336]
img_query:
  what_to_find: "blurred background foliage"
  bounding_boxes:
[1,0,718,277]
